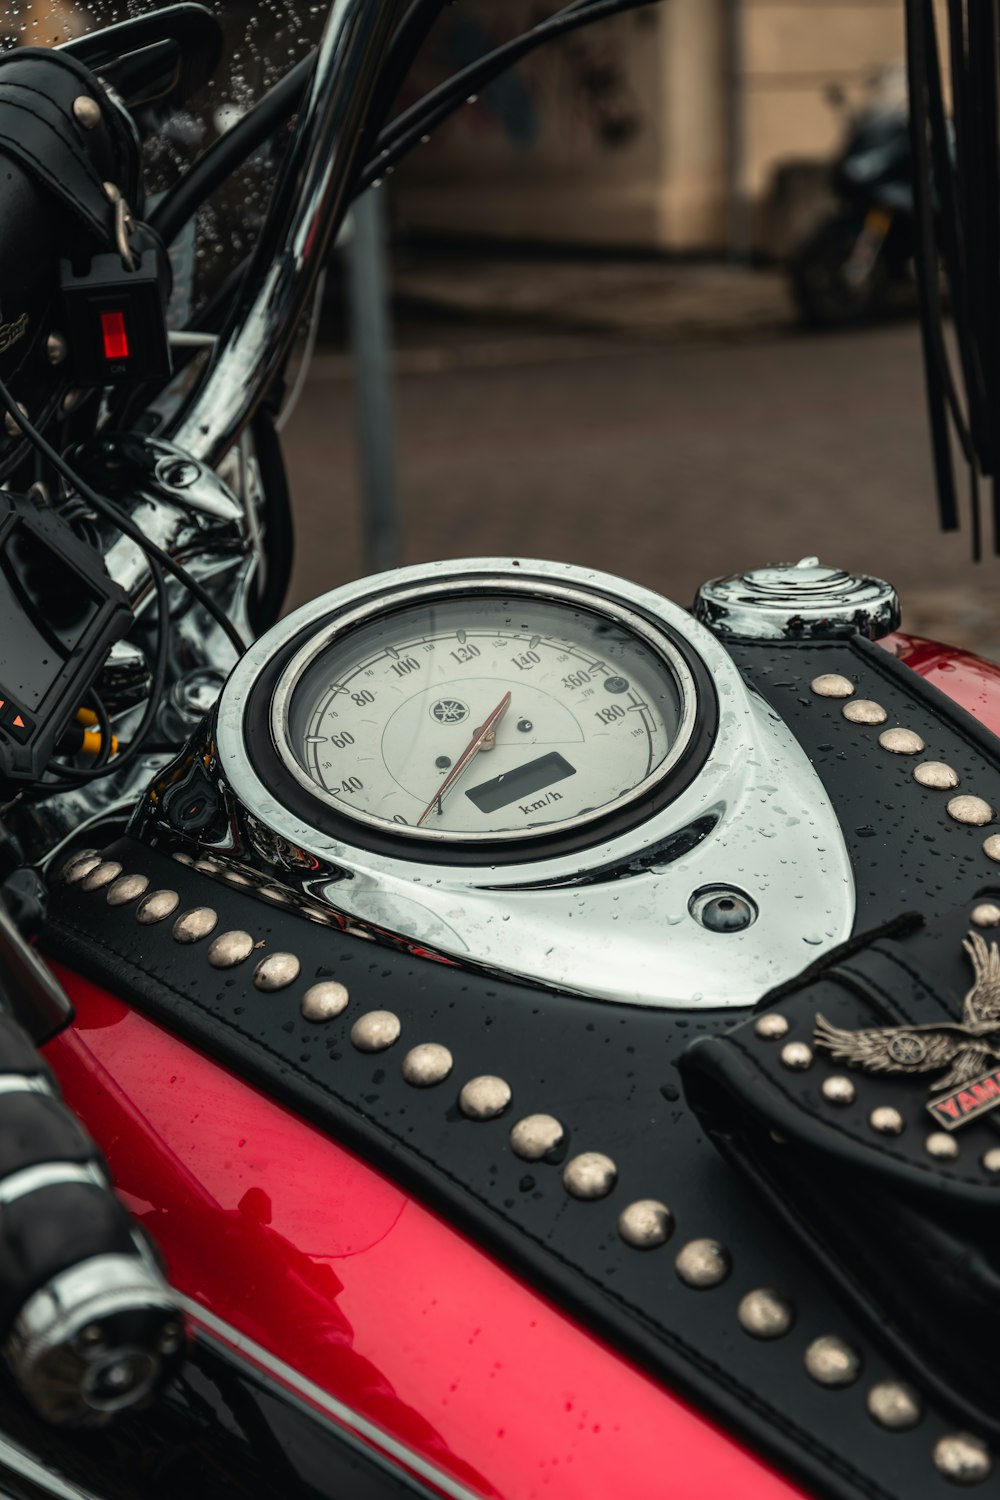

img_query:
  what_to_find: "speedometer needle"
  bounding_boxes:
[416,691,512,826]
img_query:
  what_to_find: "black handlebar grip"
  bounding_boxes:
[0,1014,185,1425]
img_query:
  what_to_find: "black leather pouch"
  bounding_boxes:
[681,903,1000,1443]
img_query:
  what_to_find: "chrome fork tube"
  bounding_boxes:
[168,0,404,469]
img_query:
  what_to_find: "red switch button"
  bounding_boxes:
[101,310,129,361]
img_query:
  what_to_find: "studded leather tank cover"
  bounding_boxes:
[43,635,1000,1499]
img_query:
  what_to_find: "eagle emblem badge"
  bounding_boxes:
[814,931,1000,1131]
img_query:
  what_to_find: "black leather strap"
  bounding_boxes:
[42,838,996,1500]
[683,901,1000,1445]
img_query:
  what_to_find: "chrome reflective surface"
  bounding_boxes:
[169,0,405,468]
[214,559,856,1009]
[695,557,900,640]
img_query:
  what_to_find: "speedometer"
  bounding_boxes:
[266,573,708,853]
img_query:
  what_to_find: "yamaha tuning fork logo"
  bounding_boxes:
[431,699,469,724]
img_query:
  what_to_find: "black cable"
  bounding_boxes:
[43,557,170,787]
[0,373,246,658]
[359,0,662,191]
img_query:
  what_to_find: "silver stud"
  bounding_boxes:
[821,1074,856,1106]
[811,674,854,699]
[984,835,1000,863]
[172,907,219,944]
[618,1200,673,1249]
[72,95,102,128]
[46,331,68,366]
[914,761,960,790]
[866,1380,922,1431]
[3,402,27,438]
[947,795,994,827]
[81,861,123,892]
[675,1238,731,1289]
[780,1041,813,1071]
[300,982,349,1022]
[106,874,149,907]
[981,1147,1000,1173]
[878,727,926,755]
[563,1151,617,1200]
[754,1013,789,1040]
[207,930,255,968]
[459,1075,512,1121]
[804,1334,861,1387]
[933,1433,992,1485]
[61,853,100,884]
[842,699,887,725]
[402,1043,453,1087]
[926,1132,959,1161]
[172,852,195,866]
[971,902,1000,928]
[737,1288,794,1340]
[870,1105,904,1136]
[350,1010,400,1052]
[194,857,222,875]
[509,1113,564,1160]
[136,889,180,924]
[253,952,301,991]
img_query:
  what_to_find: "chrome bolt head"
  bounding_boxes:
[207,930,255,968]
[948,795,994,827]
[984,835,1000,863]
[253,952,301,991]
[618,1199,673,1249]
[61,852,100,884]
[971,902,1000,928]
[3,402,27,437]
[172,907,219,944]
[675,1238,731,1289]
[811,673,854,698]
[350,1010,401,1052]
[509,1113,564,1160]
[737,1287,794,1340]
[821,1074,856,1106]
[562,1151,617,1200]
[73,95,102,128]
[926,1131,959,1161]
[804,1334,861,1387]
[82,861,123,892]
[780,1041,813,1071]
[301,982,349,1022]
[914,761,960,790]
[865,1380,922,1431]
[842,699,887,725]
[46,331,68,366]
[459,1075,512,1121]
[402,1043,454,1088]
[106,874,150,907]
[933,1433,992,1484]
[136,889,180,924]
[869,1105,905,1136]
[878,727,926,755]
[981,1147,1000,1174]
[754,1013,789,1040]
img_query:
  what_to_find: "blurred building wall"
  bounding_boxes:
[393,0,936,254]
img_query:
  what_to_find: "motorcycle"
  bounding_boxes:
[0,3,996,1499]
[789,67,917,327]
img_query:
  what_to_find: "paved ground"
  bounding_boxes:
[282,257,1000,658]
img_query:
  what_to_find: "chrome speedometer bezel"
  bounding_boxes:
[268,575,703,850]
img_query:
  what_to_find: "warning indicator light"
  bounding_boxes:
[100,310,129,361]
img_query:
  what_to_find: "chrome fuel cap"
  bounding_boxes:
[694,557,899,641]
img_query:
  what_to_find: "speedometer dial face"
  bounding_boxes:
[274,582,698,846]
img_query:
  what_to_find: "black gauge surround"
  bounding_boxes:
[242,573,718,866]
